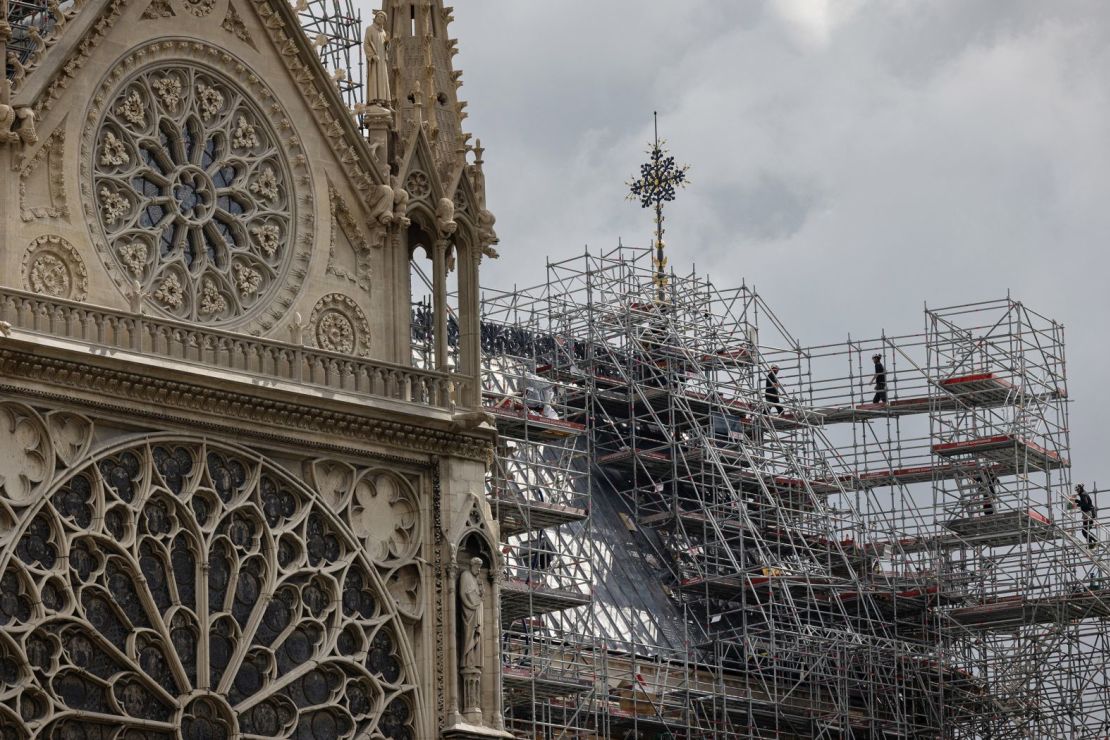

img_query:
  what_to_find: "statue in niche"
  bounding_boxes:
[458,555,484,718]
[459,556,483,668]
[364,11,391,105]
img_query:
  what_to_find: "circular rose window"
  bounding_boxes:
[0,436,418,738]
[86,50,309,328]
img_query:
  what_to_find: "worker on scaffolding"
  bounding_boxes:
[871,353,887,405]
[765,365,785,415]
[1073,484,1098,548]
[975,469,999,516]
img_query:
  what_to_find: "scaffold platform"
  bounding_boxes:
[947,589,1110,630]
[485,400,587,440]
[500,578,591,624]
[493,496,588,538]
[933,434,1068,470]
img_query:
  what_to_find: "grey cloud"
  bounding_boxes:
[360,0,1110,477]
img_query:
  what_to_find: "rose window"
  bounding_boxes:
[90,63,296,325]
[0,440,417,738]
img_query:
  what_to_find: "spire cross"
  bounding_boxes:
[627,112,690,303]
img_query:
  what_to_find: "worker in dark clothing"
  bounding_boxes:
[765,365,784,415]
[1074,484,1098,548]
[526,534,554,586]
[976,469,999,515]
[871,353,887,404]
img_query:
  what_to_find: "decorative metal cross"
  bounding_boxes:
[627,112,690,302]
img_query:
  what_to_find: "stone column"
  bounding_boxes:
[432,238,449,370]
[445,556,461,726]
[456,244,481,407]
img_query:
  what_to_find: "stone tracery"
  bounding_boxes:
[89,60,298,325]
[0,433,419,739]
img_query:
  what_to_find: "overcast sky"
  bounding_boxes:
[366,1,1110,480]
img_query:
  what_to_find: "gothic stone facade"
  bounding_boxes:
[0,0,506,737]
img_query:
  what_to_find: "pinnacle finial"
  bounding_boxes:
[627,112,690,301]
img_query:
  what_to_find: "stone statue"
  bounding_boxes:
[368,181,394,226]
[0,105,16,144]
[459,556,484,670]
[390,175,411,227]
[7,53,26,91]
[15,107,37,145]
[364,11,390,105]
[0,105,35,146]
[477,208,498,248]
[436,197,457,236]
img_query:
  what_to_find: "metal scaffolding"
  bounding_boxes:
[472,244,1109,739]
[294,0,364,110]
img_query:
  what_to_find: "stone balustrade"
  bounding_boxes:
[0,287,470,412]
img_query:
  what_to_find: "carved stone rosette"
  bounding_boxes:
[20,235,88,302]
[309,293,371,357]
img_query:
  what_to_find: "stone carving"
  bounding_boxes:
[141,0,174,18]
[387,563,423,620]
[478,208,499,249]
[85,56,305,328]
[98,186,129,224]
[369,181,394,226]
[459,557,484,668]
[349,472,419,563]
[195,82,225,121]
[47,0,66,33]
[153,74,183,110]
[0,403,53,507]
[458,556,485,717]
[0,438,420,736]
[0,346,486,458]
[21,235,89,302]
[182,0,215,18]
[405,171,430,200]
[391,175,411,226]
[309,293,371,357]
[364,10,391,105]
[251,222,281,256]
[317,311,354,353]
[115,89,147,127]
[250,164,280,202]
[232,114,258,150]
[118,240,149,277]
[6,53,27,92]
[28,254,69,297]
[0,105,37,145]
[327,184,374,290]
[99,129,130,166]
[27,27,45,66]
[436,197,457,236]
[234,263,263,296]
[153,273,184,308]
[45,410,94,468]
[222,3,257,49]
[18,116,68,222]
[198,279,227,316]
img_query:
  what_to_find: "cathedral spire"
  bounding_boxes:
[380,1,468,183]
